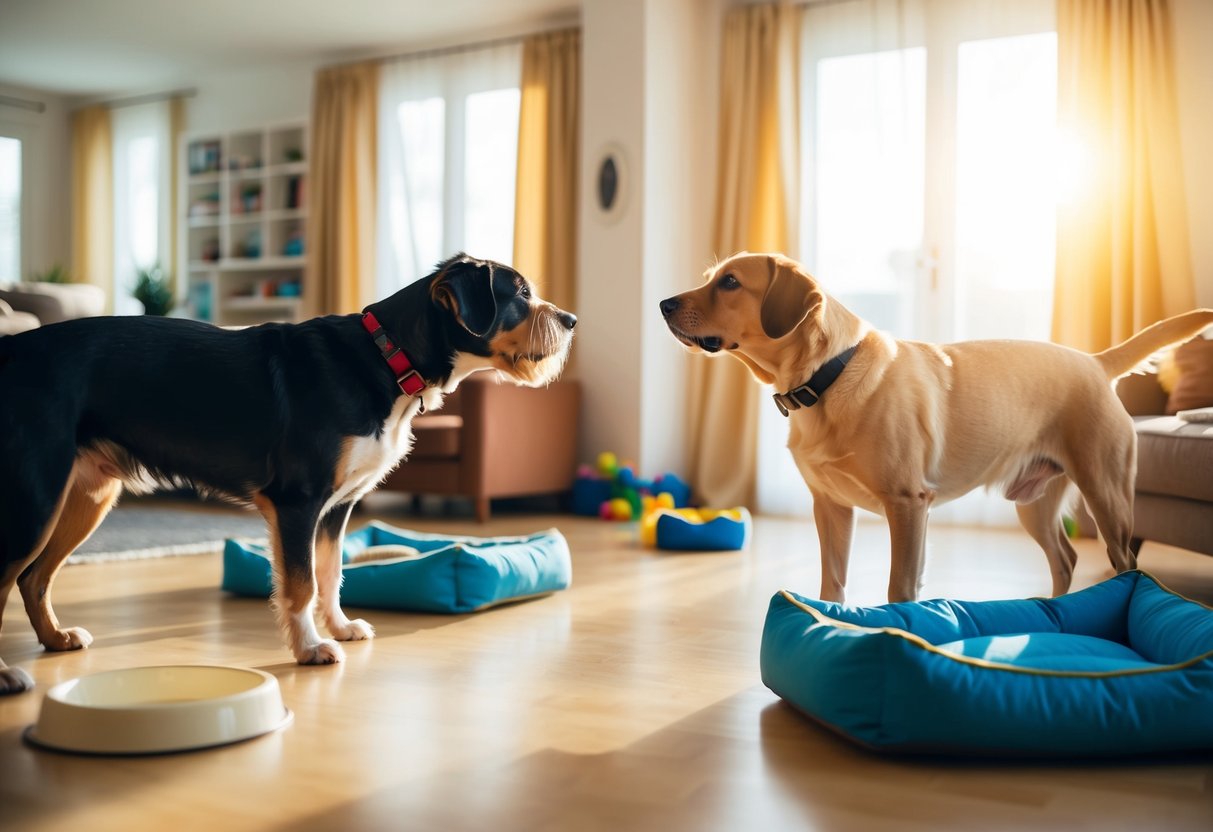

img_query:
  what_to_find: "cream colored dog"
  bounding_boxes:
[660,252,1213,603]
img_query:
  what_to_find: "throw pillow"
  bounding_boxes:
[1166,338,1213,415]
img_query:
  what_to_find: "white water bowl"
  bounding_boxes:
[25,665,291,755]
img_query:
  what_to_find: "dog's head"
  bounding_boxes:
[371,253,576,389]
[659,252,824,383]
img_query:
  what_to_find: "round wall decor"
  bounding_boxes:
[594,144,627,223]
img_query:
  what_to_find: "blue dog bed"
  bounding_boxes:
[761,571,1213,756]
[222,522,571,614]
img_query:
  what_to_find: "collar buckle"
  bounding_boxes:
[363,310,429,406]
[773,344,858,417]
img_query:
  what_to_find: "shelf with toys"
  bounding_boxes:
[179,121,308,326]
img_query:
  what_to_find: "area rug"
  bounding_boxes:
[69,501,267,564]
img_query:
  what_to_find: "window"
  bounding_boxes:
[759,0,1059,523]
[112,101,171,315]
[378,43,522,295]
[0,135,20,283]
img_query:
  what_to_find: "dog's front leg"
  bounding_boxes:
[811,489,855,603]
[316,501,374,642]
[883,491,932,603]
[256,496,344,665]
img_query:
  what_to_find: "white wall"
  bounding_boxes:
[576,0,648,467]
[185,59,316,134]
[0,82,71,279]
[1172,0,1213,308]
[576,0,724,474]
[639,0,721,476]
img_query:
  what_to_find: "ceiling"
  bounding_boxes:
[0,0,579,98]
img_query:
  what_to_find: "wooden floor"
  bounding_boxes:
[3,499,1213,832]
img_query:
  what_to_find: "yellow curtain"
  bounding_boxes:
[685,3,802,508]
[70,105,113,311]
[1052,0,1195,352]
[513,29,581,313]
[306,61,379,316]
[168,95,186,298]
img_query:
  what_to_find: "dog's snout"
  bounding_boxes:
[660,297,680,319]
[558,311,577,331]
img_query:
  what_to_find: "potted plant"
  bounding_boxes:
[27,264,71,284]
[133,264,174,316]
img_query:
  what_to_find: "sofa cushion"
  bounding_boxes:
[1133,415,1213,502]
[409,415,462,459]
[0,281,106,325]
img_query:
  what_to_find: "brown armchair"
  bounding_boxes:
[379,375,580,521]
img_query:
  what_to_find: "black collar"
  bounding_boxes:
[772,344,859,417]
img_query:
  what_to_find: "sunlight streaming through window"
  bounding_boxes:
[954,32,1058,341]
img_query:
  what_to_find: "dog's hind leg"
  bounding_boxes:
[256,495,343,665]
[0,451,76,694]
[810,488,855,603]
[1015,476,1078,596]
[1069,434,1138,575]
[315,501,374,642]
[18,461,122,652]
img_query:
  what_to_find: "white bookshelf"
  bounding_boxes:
[177,121,308,326]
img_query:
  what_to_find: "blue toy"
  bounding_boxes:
[223,522,571,614]
[761,571,1213,756]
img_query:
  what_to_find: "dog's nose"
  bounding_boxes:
[660,298,680,319]
[558,311,577,330]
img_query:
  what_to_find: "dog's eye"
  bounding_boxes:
[719,274,740,290]
[519,284,532,299]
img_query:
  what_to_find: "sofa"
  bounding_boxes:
[0,281,107,334]
[1116,371,1213,557]
[379,375,580,522]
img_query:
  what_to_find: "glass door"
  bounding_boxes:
[758,0,1058,521]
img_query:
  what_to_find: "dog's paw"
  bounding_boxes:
[0,666,35,695]
[331,618,375,642]
[296,639,345,665]
[43,627,93,652]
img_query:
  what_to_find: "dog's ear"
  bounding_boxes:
[760,256,819,339]
[432,260,498,338]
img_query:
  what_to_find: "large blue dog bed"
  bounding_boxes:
[761,571,1213,756]
[222,522,571,613]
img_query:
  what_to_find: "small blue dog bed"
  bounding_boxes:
[222,522,571,614]
[761,571,1213,756]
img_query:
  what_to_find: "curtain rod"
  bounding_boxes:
[102,87,197,110]
[0,93,46,113]
[340,23,578,69]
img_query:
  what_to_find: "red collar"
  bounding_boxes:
[361,311,428,404]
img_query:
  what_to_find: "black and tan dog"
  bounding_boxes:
[662,251,1213,605]
[0,253,575,694]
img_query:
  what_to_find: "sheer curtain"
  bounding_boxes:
[111,100,170,315]
[377,43,522,295]
[686,3,802,509]
[308,61,379,316]
[513,29,581,313]
[71,105,113,311]
[1052,0,1195,353]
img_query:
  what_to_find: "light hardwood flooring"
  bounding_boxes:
[2,499,1212,832]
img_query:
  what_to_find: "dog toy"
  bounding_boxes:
[571,452,692,519]
[640,504,752,551]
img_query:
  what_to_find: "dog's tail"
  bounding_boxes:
[1094,309,1213,380]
